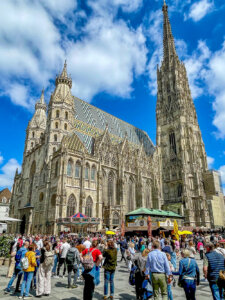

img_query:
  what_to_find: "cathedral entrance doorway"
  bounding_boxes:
[20,215,26,235]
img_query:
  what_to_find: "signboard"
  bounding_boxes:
[159,219,174,227]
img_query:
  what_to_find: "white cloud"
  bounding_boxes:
[0,158,21,189]
[186,0,214,22]
[0,155,3,165]
[219,165,225,184]
[207,156,214,169]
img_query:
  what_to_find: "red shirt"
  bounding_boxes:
[82,247,101,262]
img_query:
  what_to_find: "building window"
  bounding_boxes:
[51,194,56,206]
[85,163,90,180]
[67,160,73,176]
[54,134,57,142]
[108,172,114,205]
[64,123,67,130]
[55,122,58,129]
[65,112,68,119]
[169,132,177,154]
[91,165,96,181]
[112,212,119,225]
[32,132,35,138]
[177,183,182,197]
[67,194,76,217]
[75,161,81,178]
[39,193,44,202]
[85,197,93,217]
[56,110,60,118]
[31,142,33,148]
[55,161,58,177]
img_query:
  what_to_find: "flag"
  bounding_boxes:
[173,220,179,241]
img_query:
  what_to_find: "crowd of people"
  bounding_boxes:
[2,231,225,300]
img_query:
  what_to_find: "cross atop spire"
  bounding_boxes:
[162,1,178,62]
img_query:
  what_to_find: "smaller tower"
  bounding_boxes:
[25,89,47,153]
[45,61,75,159]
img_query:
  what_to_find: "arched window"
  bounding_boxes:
[108,172,114,205]
[54,134,57,142]
[85,163,90,180]
[53,147,56,153]
[67,194,76,217]
[169,132,177,154]
[32,132,35,138]
[39,193,44,202]
[64,123,67,130]
[51,194,56,206]
[56,110,60,118]
[67,159,73,176]
[65,112,68,119]
[177,183,183,197]
[18,200,21,208]
[31,142,33,148]
[55,161,58,177]
[112,212,119,225]
[55,122,58,129]
[85,197,93,217]
[91,165,96,181]
[75,161,81,178]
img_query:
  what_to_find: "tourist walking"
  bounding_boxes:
[103,240,117,300]
[81,240,103,300]
[203,242,225,300]
[36,241,54,297]
[126,242,136,271]
[145,240,172,300]
[4,241,29,294]
[57,238,70,277]
[119,237,127,262]
[20,243,37,299]
[197,240,204,260]
[66,241,80,289]
[173,249,200,300]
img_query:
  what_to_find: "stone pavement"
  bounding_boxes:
[0,255,213,300]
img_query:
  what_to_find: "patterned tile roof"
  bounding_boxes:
[73,97,155,155]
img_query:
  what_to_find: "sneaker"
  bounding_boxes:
[4,289,10,294]
[109,296,114,300]
[44,294,49,297]
[103,297,107,300]
[71,284,78,288]
[24,296,32,299]
[18,296,23,299]
[53,275,59,279]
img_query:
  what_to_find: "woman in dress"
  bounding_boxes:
[126,243,136,271]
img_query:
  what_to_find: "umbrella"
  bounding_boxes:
[173,220,179,241]
[106,231,115,235]
[178,230,193,235]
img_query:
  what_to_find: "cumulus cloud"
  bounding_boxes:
[207,156,214,169]
[186,0,214,22]
[0,155,3,165]
[0,157,21,189]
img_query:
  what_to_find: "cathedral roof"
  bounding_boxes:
[73,97,155,155]
[62,133,86,153]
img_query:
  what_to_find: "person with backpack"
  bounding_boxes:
[81,239,103,300]
[66,241,80,289]
[102,240,117,300]
[4,241,29,294]
[36,241,54,297]
[19,243,37,299]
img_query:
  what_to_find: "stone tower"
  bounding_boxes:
[45,61,75,159]
[156,1,210,226]
[24,90,47,154]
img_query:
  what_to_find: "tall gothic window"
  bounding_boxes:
[112,212,119,225]
[54,134,57,142]
[108,172,114,205]
[75,161,81,178]
[169,132,177,154]
[64,123,67,130]
[67,194,76,217]
[177,183,183,197]
[91,165,96,181]
[55,161,58,177]
[32,132,35,138]
[55,122,58,129]
[65,112,68,119]
[85,197,93,217]
[56,110,60,118]
[85,163,90,180]
[67,159,73,176]
[128,177,134,211]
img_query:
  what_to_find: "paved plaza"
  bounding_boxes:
[0,253,213,300]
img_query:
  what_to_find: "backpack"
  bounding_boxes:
[66,249,77,266]
[82,249,95,270]
[129,265,137,286]
[43,250,54,268]
[20,257,29,270]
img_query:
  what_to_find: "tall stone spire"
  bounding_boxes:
[162,1,178,62]
[35,89,47,111]
[55,60,72,88]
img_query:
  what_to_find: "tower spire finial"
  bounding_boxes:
[40,88,45,104]
[162,0,177,62]
[55,60,72,88]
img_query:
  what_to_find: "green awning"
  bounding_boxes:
[126,207,183,219]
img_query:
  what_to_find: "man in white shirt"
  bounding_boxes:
[34,236,43,250]
[57,238,71,277]
[83,237,91,249]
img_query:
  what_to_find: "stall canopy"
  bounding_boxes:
[0,216,21,222]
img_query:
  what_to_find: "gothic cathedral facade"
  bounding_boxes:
[9,2,224,234]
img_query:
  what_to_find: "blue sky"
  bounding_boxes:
[0,0,225,192]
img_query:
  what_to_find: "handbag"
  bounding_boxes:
[178,258,191,288]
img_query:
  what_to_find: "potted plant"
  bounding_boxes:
[0,235,14,266]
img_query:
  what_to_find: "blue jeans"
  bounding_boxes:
[52,255,58,274]
[33,266,39,287]
[183,279,196,300]
[209,282,224,300]
[6,268,23,292]
[20,272,34,297]
[168,284,173,300]
[104,270,115,296]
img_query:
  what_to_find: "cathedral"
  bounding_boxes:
[9,2,225,234]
